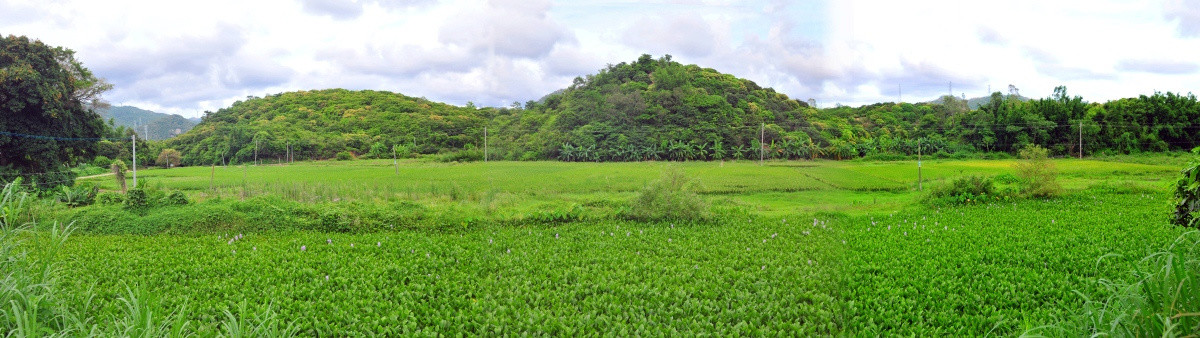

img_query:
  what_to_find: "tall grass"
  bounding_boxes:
[1027,230,1200,336]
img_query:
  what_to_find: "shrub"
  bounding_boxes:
[335,151,354,161]
[125,188,150,210]
[625,167,708,221]
[1172,151,1200,228]
[92,156,112,169]
[437,149,483,162]
[96,192,125,205]
[56,184,98,207]
[1014,144,1061,198]
[157,149,182,168]
[924,176,1000,205]
[166,191,189,206]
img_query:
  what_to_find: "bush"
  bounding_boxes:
[56,184,98,207]
[96,192,125,205]
[166,191,189,206]
[437,149,483,162]
[124,188,150,210]
[924,176,1001,205]
[92,156,112,169]
[1172,151,1200,228]
[335,151,355,161]
[1014,144,1061,198]
[625,167,708,221]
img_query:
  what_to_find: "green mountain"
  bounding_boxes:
[167,89,483,165]
[167,55,1200,165]
[98,106,197,140]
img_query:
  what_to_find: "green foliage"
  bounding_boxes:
[1036,231,1200,336]
[0,179,30,229]
[841,192,1189,335]
[166,190,189,206]
[436,148,483,162]
[1015,144,1061,197]
[167,89,484,165]
[1173,153,1200,228]
[335,151,354,161]
[56,184,97,207]
[626,167,708,221]
[157,148,182,168]
[92,155,112,169]
[924,176,1002,205]
[124,188,150,210]
[98,105,197,140]
[0,35,107,189]
[96,191,124,205]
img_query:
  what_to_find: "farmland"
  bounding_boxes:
[5,157,1198,335]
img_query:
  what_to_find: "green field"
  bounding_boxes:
[7,157,1197,335]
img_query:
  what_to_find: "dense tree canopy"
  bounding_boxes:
[166,89,485,165]
[166,54,1200,164]
[0,35,109,188]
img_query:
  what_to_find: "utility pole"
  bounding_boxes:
[759,123,765,165]
[484,126,488,163]
[918,137,922,191]
[1079,121,1083,159]
[393,145,398,175]
[287,141,290,164]
[131,134,138,189]
[254,139,259,166]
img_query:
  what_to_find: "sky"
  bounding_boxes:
[2,0,1199,118]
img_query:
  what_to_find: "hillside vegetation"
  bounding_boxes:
[166,55,1200,165]
[168,89,484,165]
[99,105,197,140]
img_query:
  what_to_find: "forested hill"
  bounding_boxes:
[99,106,197,140]
[167,55,1200,165]
[167,89,484,165]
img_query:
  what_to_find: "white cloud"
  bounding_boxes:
[3,0,1200,116]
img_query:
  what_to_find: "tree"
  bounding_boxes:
[157,149,182,168]
[1014,144,1061,198]
[0,35,109,189]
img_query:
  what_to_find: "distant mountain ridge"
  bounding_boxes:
[98,106,197,140]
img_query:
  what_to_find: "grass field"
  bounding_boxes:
[6,157,1196,335]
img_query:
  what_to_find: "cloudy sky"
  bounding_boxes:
[3,0,1199,117]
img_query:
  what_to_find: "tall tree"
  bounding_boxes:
[0,35,109,188]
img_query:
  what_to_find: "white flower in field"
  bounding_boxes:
[762,239,767,243]
[694,265,698,269]
[761,265,765,270]
[944,226,947,230]
[489,238,493,244]
[782,218,786,223]
[888,225,892,230]
[426,253,430,258]
[670,223,674,229]
[232,249,236,254]
[813,219,818,226]
[639,230,643,235]
[377,242,381,247]
[252,246,256,251]
[807,259,813,265]
[325,275,329,281]
[301,245,306,251]
[626,232,631,237]
[771,233,777,238]
[842,240,846,245]
[555,233,559,239]
[327,238,332,245]
[1051,219,1055,224]
[610,232,613,236]
[904,231,907,236]
[506,248,511,254]
[668,238,672,243]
